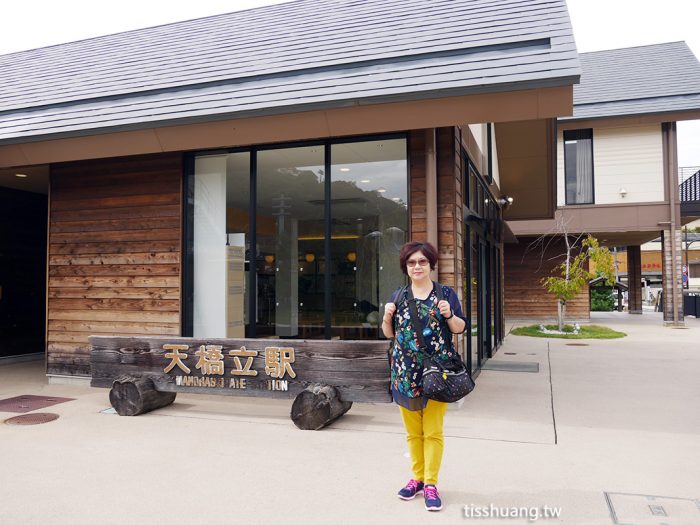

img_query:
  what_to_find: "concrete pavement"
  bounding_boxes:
[1,312,698,525]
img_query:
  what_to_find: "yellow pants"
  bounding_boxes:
[399,400,448,485]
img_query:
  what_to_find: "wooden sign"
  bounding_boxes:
[90,336,392,403]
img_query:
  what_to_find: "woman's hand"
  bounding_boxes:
[382,302,397,338]
[438,299,466,333]
[383,302,397,324]
[437,300,452,318]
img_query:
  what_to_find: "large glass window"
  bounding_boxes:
[256,146,325,339]
[189,136,408,340]
[564,129,594,205]
[330,139,408,339]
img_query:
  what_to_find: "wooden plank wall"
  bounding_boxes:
[408,127,464,291]
[47,154,182,376]
[436,127,463,291]
[409,128,467,354]
[408,130,427,240]
[504,237,590,321]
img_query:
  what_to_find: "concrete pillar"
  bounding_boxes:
[661,228,684,324]
[627,245,643,314]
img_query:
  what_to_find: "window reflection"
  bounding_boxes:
[256,146,325,339]
[191,137,409,341]
[331,139,408,339]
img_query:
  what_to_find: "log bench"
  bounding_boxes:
[90,336,392,430]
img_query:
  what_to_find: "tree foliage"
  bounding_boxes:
[541,235,616,329]
[590,286,616,311]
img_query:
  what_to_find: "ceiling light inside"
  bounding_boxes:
[15,173,28,178]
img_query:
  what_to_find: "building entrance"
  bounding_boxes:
[0,167,48,359]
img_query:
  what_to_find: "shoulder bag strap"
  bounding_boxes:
[434,281,444,302]
[406,286,429,352]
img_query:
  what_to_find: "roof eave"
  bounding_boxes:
[0,75,579,147]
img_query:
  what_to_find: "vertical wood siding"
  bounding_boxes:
[47,154,182,376]
[436,127,462,290]
[409,130,427,239]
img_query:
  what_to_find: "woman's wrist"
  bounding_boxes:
[444,311,454,320]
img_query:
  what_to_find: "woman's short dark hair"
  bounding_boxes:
[399,241,438,274]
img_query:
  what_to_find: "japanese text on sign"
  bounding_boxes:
[163,345,296,391]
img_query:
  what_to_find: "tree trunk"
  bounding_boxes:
[109,375,176,416]
[558,300,567,331]
[290,385,352,430]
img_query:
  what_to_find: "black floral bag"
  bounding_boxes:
[422,354,475,403]
[406,283,475,403]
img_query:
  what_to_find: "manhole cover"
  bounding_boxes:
[4,413,60,425]
[566,343,590,346]
[504,352,517,355]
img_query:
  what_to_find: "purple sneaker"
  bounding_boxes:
[424,484,443,511]
[398,479,424,500]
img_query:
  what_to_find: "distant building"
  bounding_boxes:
[503,42,700,324]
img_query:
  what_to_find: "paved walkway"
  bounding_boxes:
[1,312,698,525]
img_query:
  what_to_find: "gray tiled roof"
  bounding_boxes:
[564,41,700,120]
[0,0,580,144]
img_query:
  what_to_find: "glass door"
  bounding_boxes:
[477,239,491,364]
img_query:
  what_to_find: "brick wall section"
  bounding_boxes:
[504,236,590,321]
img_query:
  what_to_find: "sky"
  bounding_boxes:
[2,0,700,167]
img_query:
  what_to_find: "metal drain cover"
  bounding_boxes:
[604,492,700,524]
[0,395,75,413]
[566,343,590,346]
[4,413,60,425]
[481,361,539,373]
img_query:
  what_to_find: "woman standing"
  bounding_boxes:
[382,240,467,512]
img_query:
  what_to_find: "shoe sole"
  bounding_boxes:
[397,490,423,501]
[425,504,443,511]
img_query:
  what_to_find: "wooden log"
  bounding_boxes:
[109,375,176,416]
[291,384,352,430]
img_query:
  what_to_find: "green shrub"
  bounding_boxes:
[590,287,615,311]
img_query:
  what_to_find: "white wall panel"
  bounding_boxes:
[557,124,664,206]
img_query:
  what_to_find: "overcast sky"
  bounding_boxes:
[2,0,700,166]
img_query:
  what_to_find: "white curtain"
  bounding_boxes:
[575,138,593,203]
[193,155,228,337]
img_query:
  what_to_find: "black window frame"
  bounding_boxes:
[182,132,409,339]
[563,128,595,206]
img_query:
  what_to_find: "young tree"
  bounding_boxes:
[542,234,615,330]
